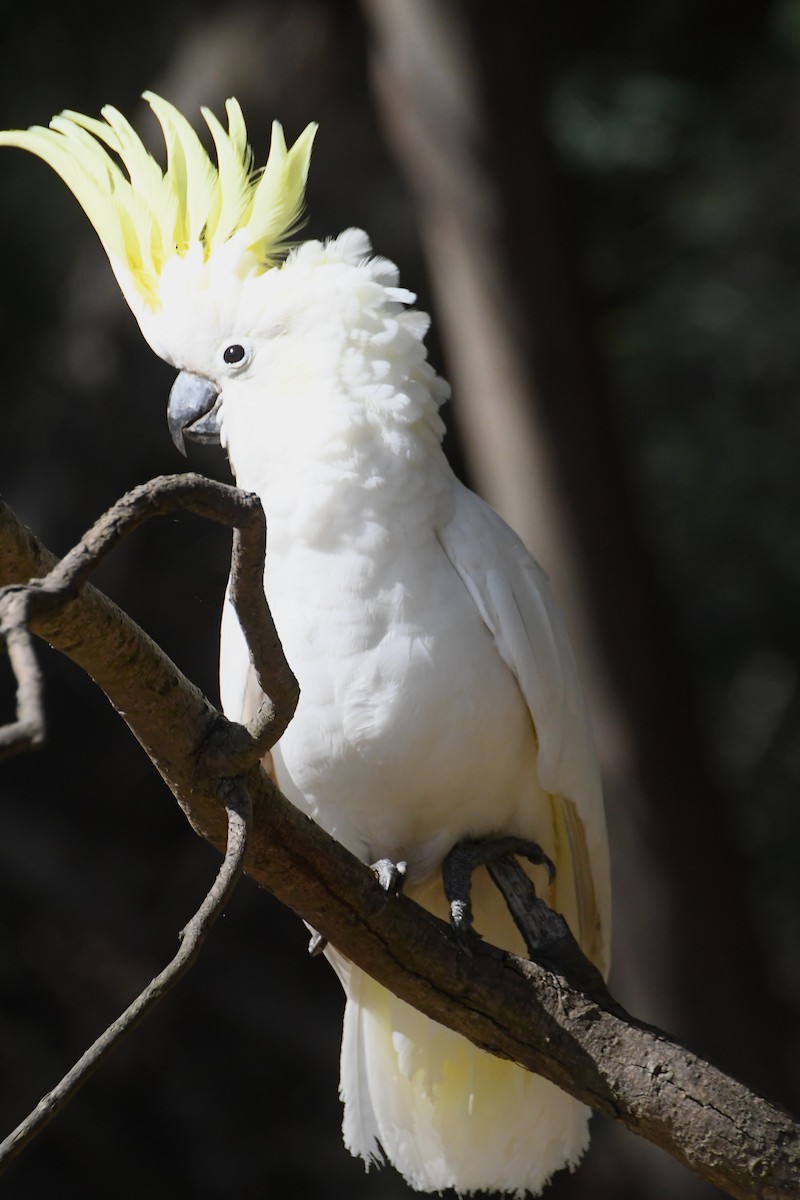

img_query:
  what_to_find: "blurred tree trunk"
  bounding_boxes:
[361,1,795,1192]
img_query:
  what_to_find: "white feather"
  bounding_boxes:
[211,230,610,1194]
[1,92,610,1192]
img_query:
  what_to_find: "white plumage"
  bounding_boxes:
[216,230,610,1195]
[1,98,611,1195]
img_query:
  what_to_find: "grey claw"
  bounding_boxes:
[371,857,407,905]
[307,929,327,957]
[443,835,554,952]
[448,898,478,955]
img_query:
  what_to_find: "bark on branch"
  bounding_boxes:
[0,483,798,1200]
[0,475,290,1167]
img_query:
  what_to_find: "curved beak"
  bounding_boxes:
[167,371,222,456]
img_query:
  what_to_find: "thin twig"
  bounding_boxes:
[0,473,298,772]
[0,591,45,761]
[0,474,291,1170]
[229,523,299,759]
[2,489,800,1198]
[45,473,265,599]
[0,777,252,1174]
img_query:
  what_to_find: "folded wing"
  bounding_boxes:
[437,482,611,974]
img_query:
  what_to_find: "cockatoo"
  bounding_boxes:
[0,96,610,1196]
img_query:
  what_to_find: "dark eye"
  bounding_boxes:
[223,344,246,365]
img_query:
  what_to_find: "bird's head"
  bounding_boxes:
[1,95,448,482]
[0,93,319,454]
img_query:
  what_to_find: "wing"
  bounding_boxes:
[437,481,611,974]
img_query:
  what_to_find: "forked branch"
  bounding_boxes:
[0,475,297,1173]
[0,779,251,1169]
[0,481,798,1200]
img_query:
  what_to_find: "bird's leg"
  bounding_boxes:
[442,836,555,953]
[307,857,407,956]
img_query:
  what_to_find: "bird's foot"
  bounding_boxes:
[307,858,407,956]
[371,857,407,907]
[442,835,555,954]
[307,928,327,957]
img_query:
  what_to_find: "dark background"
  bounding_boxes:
[1,2,798,1197]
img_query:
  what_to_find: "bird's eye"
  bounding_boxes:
[221,343,251,371]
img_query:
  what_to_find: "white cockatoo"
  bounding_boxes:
[0,96,610,1196]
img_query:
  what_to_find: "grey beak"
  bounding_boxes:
[167,371,222,456]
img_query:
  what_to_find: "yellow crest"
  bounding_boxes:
[0,93,317,312]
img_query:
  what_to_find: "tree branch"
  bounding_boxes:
[0,475,285,1171]
[0,777,251,1171]
[0,484,798,1200]
[0,611,45,759]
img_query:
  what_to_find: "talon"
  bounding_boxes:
[519,840,556,884]
[371,857,407,905]
[307,929,327,957]
[480,835,555,882]
[443,835,554,950]
[448,897,480,955]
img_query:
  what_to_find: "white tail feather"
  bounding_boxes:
[328,865,591,1195]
